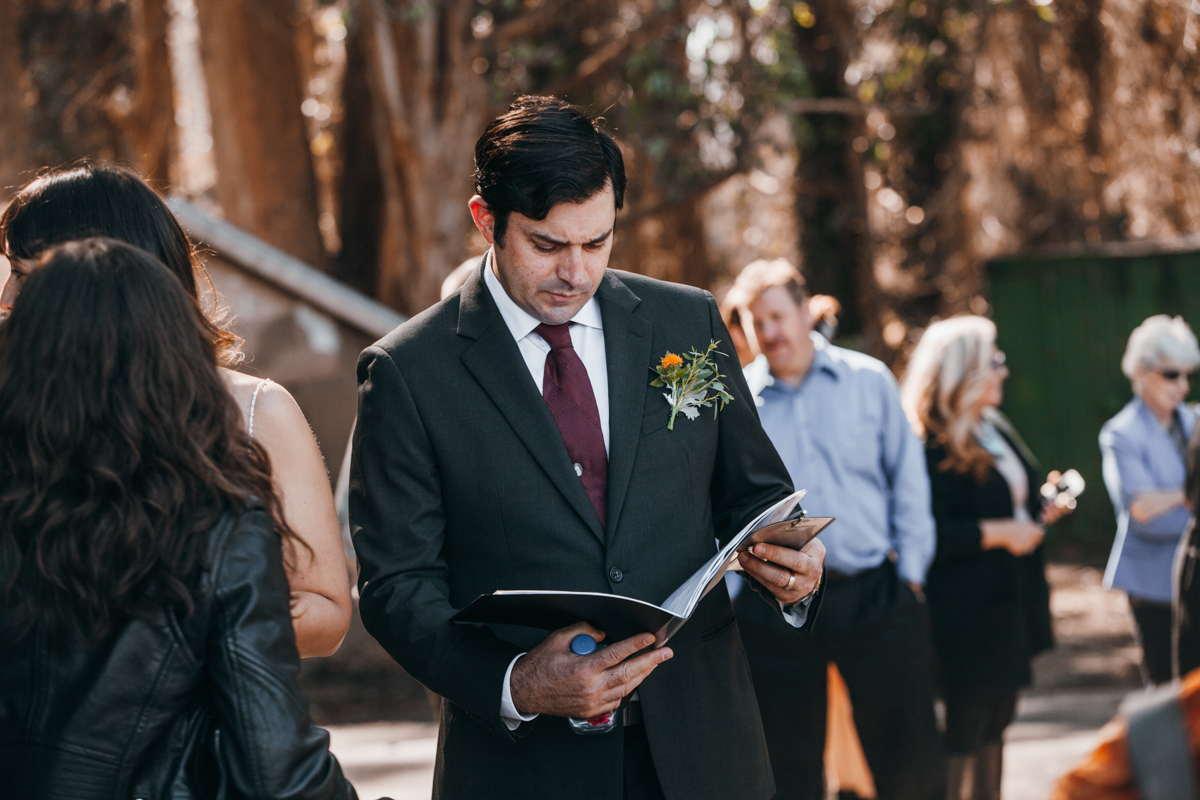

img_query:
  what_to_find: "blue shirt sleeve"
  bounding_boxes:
[877,370,936,585]
[1100,421,1189,543]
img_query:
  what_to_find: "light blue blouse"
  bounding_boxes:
[1100,398,1197,603]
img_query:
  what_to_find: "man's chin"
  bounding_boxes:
[535,296,590,325]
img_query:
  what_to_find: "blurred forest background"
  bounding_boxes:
[1,0,1199,364]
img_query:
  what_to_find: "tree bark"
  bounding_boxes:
[353,0,495,315]
[113,0,176,185]
[332,22,383,297]
[791,3,874,351]
[17,1,142,168]
[194,0,326,267]
[0,0,33,198]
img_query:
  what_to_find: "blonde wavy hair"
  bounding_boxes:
[901,315,997,479]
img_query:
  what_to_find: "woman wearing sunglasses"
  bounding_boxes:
[1101,314,1200,685]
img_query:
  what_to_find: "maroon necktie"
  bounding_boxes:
[535,322,608,528]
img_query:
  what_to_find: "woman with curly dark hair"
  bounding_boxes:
[0,163,351,657]
[0,239,357,799]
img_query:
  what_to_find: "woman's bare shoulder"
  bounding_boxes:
[219,369,308,434]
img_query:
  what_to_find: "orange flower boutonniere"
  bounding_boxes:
[650,341,734,431]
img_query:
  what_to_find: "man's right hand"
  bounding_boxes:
[509,622,673,719]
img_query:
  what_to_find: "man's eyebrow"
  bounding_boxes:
[529,228,614,247]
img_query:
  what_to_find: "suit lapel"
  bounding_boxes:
[457,266,606,545]
[597,273,653,542]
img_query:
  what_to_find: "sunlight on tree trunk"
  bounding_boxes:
[352,0,494,316]
[112,0,176,185]
[0,0,32,199]
[194,0,326,267]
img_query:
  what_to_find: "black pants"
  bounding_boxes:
[1129,596,1174,685]
[943,692,1017,755]
[735,561,945,800]
[623,722,665,800]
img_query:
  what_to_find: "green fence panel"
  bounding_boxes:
[986,246,1200,555]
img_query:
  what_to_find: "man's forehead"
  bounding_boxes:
[514,190,616,243]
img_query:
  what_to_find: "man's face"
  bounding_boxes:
[747,286,814,380]
[470,184,616,325]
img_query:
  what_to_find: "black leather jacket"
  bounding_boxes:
[0,504,357,800]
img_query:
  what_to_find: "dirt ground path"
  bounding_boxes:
[1001,563,1141,800]
[316,563,1146,800]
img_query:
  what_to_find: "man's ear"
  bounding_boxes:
[468,196,496,246]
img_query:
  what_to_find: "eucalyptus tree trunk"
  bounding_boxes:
[352,0,496,316]
[0,0,32,198]
[194,0,326,267]
[112,0,176,185]
[791,2,873,350]
[0,0,175,197]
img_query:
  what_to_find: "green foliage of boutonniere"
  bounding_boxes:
[649,340,735,430]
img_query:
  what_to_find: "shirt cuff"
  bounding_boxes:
[777,592,814,628]
[501,652,539,731]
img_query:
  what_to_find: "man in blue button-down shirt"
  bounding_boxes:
[730,260,944,800]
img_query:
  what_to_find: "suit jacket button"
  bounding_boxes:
[609,567,623,582]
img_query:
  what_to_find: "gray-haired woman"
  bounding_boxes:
[1101,314,1200,685]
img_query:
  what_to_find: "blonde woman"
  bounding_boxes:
[902,316,1070,800]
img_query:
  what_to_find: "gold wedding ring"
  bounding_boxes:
[785,573,796,591]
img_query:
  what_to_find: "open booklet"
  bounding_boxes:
[452,489,834,647]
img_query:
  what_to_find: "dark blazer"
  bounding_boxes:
[350,265,799,800]
[0,504,354,800]
[1172,420,1200,678]
[923,419,1054,699]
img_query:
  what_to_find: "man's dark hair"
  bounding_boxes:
[474,96,626,246]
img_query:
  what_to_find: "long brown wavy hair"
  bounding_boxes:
[0,162,243,366]
[0,239,295,642]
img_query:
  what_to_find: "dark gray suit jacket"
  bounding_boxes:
[350,265,802,800]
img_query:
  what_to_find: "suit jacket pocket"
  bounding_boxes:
[641,402,672,435]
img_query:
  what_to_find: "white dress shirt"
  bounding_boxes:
[482,254,610,452]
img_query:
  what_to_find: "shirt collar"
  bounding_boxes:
[762,332,839,394]
[482,249,604,342]
[808,333,839,378]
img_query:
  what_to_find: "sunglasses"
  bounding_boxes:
[1159,369,1196,382]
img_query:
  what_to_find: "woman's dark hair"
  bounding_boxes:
[0,162,242,365]
[474,95,626,245]
[0,238,295,642]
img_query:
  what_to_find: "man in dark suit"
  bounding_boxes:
[350,96,825,800]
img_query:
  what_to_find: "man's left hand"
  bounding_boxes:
[737,537,826,605]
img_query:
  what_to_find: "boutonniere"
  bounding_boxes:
[650,340,735,430]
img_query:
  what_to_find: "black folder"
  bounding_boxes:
[453,490,833,646]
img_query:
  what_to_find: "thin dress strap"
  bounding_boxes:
[248,379,273,442]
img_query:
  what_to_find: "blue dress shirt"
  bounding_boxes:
[751,334,936,586]
[1101,398,1198,603]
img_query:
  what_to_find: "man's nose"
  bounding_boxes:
[557,247,588,287]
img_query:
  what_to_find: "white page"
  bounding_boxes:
[660,489,807,618]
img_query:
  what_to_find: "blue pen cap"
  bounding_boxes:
[570,634,597,656]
